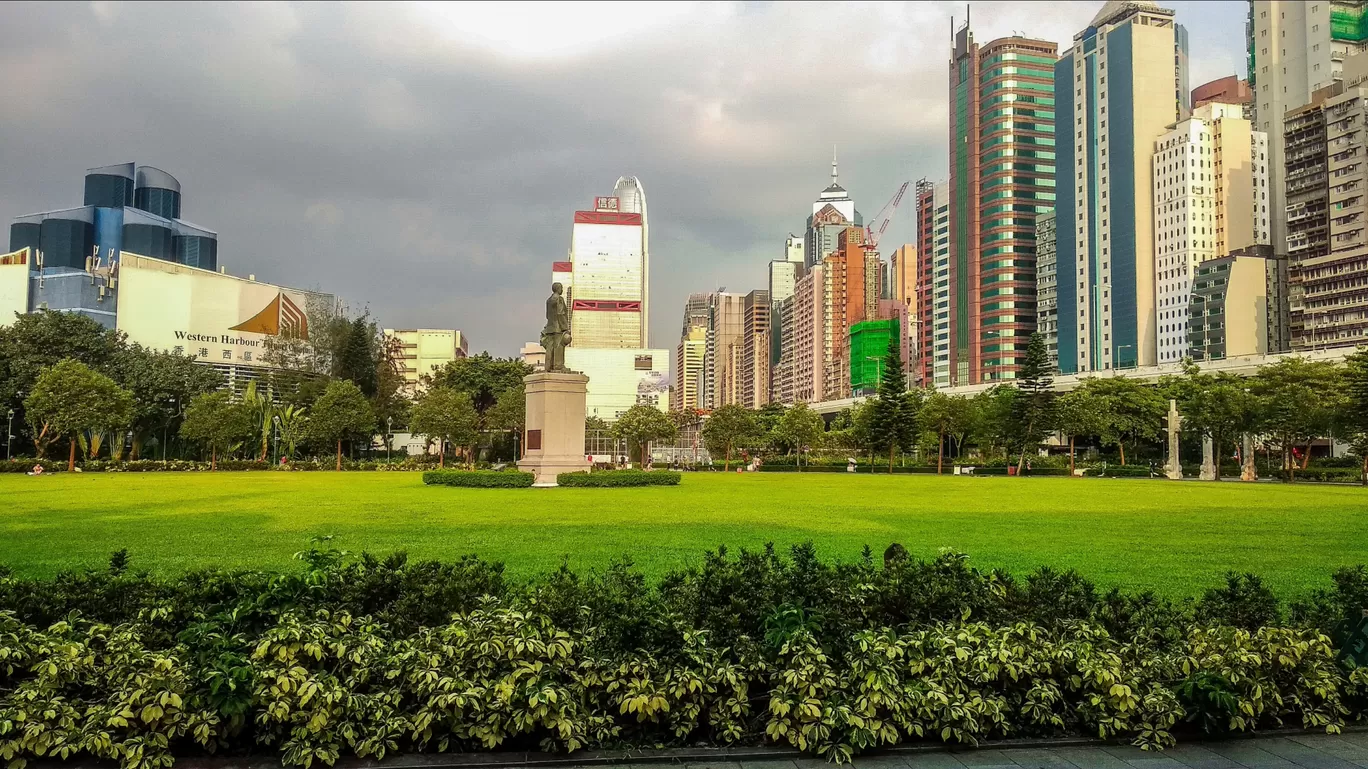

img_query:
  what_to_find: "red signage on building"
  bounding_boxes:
[572,300,642,312]
[552,261,572,272]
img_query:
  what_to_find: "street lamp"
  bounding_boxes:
[386,416,394,463]
[162,397,182,464]
[272,415,282,465]
[6,408,13,461]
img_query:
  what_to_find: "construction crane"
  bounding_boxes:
[865,181,910,251]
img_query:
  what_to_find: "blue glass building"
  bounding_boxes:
[7,163,219,327]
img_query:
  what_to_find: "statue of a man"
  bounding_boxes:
[541,282,571,372]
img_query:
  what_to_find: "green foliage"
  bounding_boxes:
[485,385,525,434]
[920,392,972,472]
[611,405,677,466]
[773,403,823,468]
[0,547,1359,767]
[1339,348,1368,482]
[1012,332,1056,471]
[303,380,375,469]
[24,359,134,462]
[1076,377,1165,465]
[868,339,918,470]
[557,470,682,487]
[0,310,123,409]
[409,387,479,468]
[179,392,254,469]
[109,343,224,459]
[427,353,532,422]
[423,470,535,488]
[701,404,760,470]
[1251,357,1343,481]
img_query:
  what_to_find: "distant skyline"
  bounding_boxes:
[0,1,1248,356]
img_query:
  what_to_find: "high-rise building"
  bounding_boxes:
[1152,101,1271,362]
[784,265,825,404]
[1035,210,1059,373]
[9,163,220,327]
[820,227,870,401]
[805,154,863,269]
[1055,0,1183,373]
[1249,0,1368,267]
[1193,75,1253,110]
[704,292,745,408]
[768,234,806,399]
[613,176,650,346]
[888,243,918,383]
[949,21,1058,384]
[566,195,645,349]
[914,180,952,388]
[672,292,711,412]
[739,289,771,408]
[850,318,899,396]
[383,329,470,394]
[1188,246,1287,359]
[1284,69,1368,349]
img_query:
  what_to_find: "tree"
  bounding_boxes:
[969,386,1018,460]
[868,339,918,471]
[427,353,533,424]
[180,391,254,470]
[409,386,479,468]
[1078,377,1165,465]
[775,403,824,471]
[0,311,124,454]
[242,380,275,462]
[702,404,760,471]
[24,359,134,470]
[109,343,223,459]
[920,392,971,474]
[1344,348,1368,484]
[1055,388,1105,476]
[274,404,308,461]
[337,317,379,397]
[1164,364,1259,481]
[1251,357,1342,481]
[486,386,526,458]
[1012,332,1056,474]
[830,402,874,462]
[585,415,610,433]
[612,405,677,467]
[303,380,376,470]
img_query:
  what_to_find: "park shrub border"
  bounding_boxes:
[0,545,1362,768]
[423,469,535,488]
[557,469,682,486]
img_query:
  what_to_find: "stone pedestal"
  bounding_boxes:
[1200,436,1217,481]
[517,372,590,487]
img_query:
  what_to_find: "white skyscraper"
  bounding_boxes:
[613,176,649,346]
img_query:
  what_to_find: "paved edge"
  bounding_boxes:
[61,725,1364,769]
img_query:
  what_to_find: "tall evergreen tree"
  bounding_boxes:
[337,317,378,397]
[1013,332,1055,474]
[868,339,915,471]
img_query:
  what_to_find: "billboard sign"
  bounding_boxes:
[116,254,330,368]
[594,196,620,212]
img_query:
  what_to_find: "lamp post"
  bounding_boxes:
[1117,344,1135,371]
[386,416,393,463]
[5,408,13,461]
[272,415,281,465]
[162,397,182,464]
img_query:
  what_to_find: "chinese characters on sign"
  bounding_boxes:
[594,196,620,212]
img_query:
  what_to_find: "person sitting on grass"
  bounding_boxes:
[26,464,43,476]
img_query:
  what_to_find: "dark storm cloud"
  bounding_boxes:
[0,1,1245,356]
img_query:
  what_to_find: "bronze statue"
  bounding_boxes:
[541,282,571,372]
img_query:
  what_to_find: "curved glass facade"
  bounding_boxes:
[174,235,217,270]
[39,218,95,269]
[84,174,134,208]
[122,223,175,261]
[9,223,40,253]
[134,187,181,220]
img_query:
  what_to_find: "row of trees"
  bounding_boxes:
[682,334,1368,482]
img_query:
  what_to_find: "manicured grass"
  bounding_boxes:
[0,471,1363,596]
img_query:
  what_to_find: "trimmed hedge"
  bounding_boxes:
[0,546,1362,769]
[557,469,682,486]
[423,469,535,488]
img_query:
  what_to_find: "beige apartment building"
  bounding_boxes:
[384,328,469,393]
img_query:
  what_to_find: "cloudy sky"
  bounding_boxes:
[1,1,1247,358]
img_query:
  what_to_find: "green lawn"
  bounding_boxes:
[0,471,1363,596]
